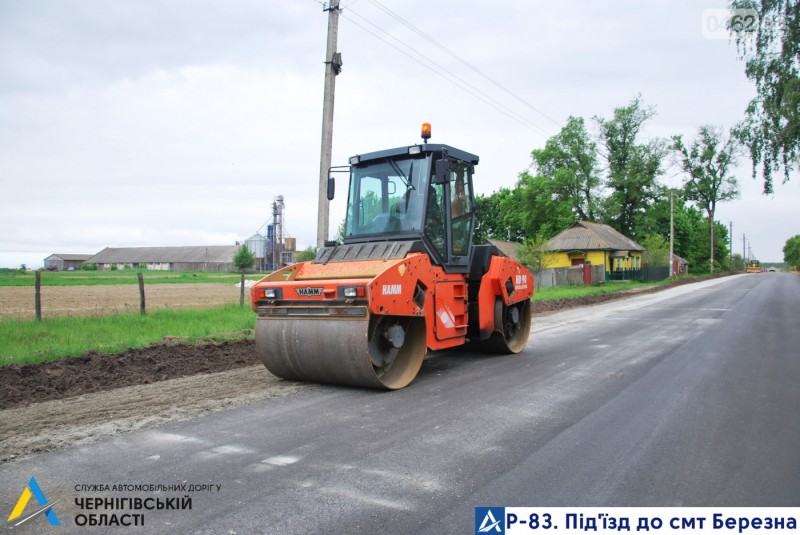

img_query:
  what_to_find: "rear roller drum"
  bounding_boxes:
[470,298,531,354]
[497,299,531,353]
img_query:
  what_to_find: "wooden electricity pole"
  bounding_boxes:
[669,189,674,277]
[729,221,733,269]
[743,233,746,265]
[317,0,342,248]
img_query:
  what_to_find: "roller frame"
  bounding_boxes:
[251,249,535,389]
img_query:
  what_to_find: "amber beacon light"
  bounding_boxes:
[421,123,431,143]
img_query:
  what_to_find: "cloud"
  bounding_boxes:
[0,0,796,268]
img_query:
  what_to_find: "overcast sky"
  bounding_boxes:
[1,0,797,268]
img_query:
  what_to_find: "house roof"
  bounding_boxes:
[44,254,93,261]
[546,221,644,252]
[86,246,238,264]
[485,239,521,259]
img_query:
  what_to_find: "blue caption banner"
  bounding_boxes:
[475,508,800,535]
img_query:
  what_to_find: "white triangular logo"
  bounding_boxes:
[478,509,501,533]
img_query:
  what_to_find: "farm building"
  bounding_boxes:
[85,246,239,272]
[543,221,645,276]
[672,254,689,275]
[43,253,93,271]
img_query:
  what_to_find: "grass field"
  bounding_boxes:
[0,276,690,366]
[0,304,255,366]
[532,278,670,300]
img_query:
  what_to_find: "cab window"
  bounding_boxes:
[448,162,474,256]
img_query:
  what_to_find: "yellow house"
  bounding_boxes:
[543,221,644,275]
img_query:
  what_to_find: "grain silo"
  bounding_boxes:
[245,233,268,271]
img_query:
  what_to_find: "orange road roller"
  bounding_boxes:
[251,126,533,389]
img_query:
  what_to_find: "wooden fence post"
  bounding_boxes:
[35,270,42,321]
[240,273,246,307]
[138,272,146,315]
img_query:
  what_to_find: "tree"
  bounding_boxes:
[730,0,800,193]
[336,218,346,244]
[482,118,604,245]
[672,125,741,272]
[784,234,800,266]
[233,244,255,272]
[503,172,575,240]
[595,95,667,239]
[730,253,746,272]
[530,116,602,221]
[295,246,317,263]
[640,234,670,266]
[474,189,515,243]
[515,233,553,272]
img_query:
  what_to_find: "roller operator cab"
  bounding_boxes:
[251,125,534,390]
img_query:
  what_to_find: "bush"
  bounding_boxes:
[641,234,669,267]
[295,246,316,263]
[233,245,255,272]
[516,233,551,272]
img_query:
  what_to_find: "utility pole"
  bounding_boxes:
[316,0,342,248]
[709,218,715,274]
[669,189,674,277]
[729,221,733,269]
[742,233,746,266]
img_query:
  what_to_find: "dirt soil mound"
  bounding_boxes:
[0,339,261,410]
[0,274,726,411]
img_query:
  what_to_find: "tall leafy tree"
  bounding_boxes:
[595,95,667,239]
[530,116,601,221]
[503,172,575,240]
[672,125,741,272]
[474,189,516,243]
[730,0,800,193]
[784,234,800,266]
[487,117,602,244]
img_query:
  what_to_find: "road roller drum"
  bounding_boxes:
[256,314,427,390]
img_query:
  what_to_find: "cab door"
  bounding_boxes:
[426,158,476,272]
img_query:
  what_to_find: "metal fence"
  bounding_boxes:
[0,273,248,320]
[533,265,671,289]
[606,266,670,282]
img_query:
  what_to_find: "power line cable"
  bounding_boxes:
[341,8,550,137]
[366,0,563,129]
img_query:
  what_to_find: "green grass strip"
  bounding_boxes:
[0,276,696,366]
[0,304,256,366]
[532,278,673,301]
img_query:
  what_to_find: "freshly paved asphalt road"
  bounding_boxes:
[2,273,798,533]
